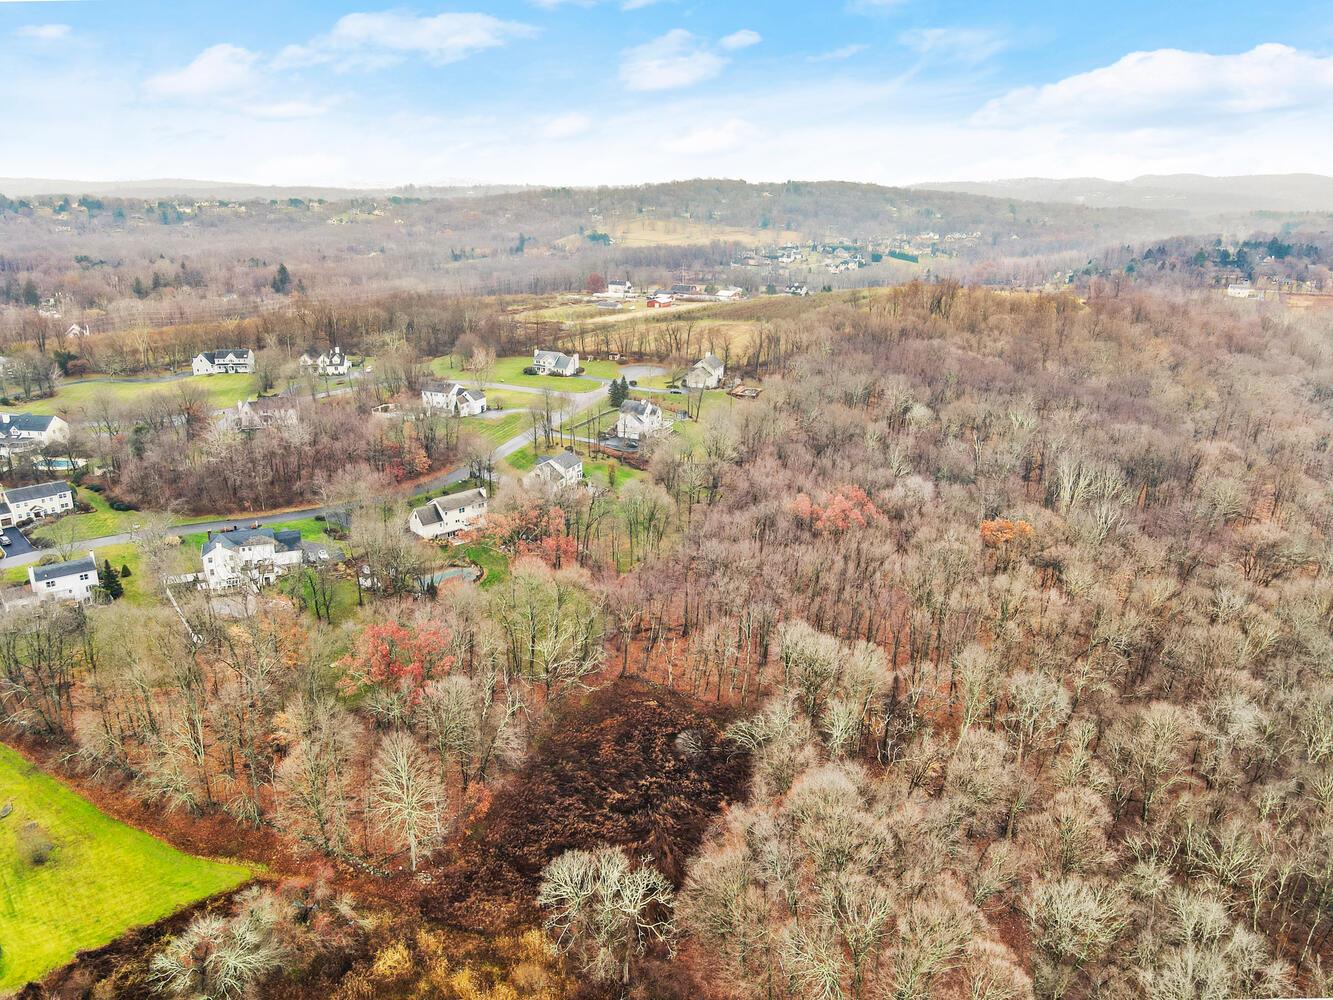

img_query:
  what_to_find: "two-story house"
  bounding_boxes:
[409,488,489,542]
[421,380,487,416]
[299,346,350,376]
[0,480,75,529]
[201,526,304,590]
[29,552,99,603]
[192,349,255,375]
[224,396,300,431]
[684,353,725,390]
[532,350,580,377]
[616,399,670,442]
[523,451,584,491]
[0,413,70,458]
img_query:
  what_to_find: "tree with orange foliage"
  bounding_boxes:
[338,621,455,725]
[789,484,883,534]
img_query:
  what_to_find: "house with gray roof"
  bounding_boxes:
[409,487,489,542]
[532,349,580,377]
[0,480,74,528]
[299,345,349,376]
[201,526,304,591]
[616,399,669,442]
[422,379,487,416]
[523,451,584,491]
[192,349,255,375]
[684,353,726,390]
[29,552,98,603]
[0,412,69,458]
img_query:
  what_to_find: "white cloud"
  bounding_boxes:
[15,23,69,40]
[619,29,726,91]
[661,117,753,154]
[810,43,867,62]
[275,11,536,71]
[900,27,1007,63]
[976,43,1333,127]
[848,0,910,10]
[720,29,761,51]
[144,44,259,99]
[247,99,333,120]
[541,112,592,139]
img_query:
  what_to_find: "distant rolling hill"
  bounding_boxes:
[914,174,1333,215]
[0,177,530,201]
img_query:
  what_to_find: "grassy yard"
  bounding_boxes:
[31,491,240,547]
[0,743,251,993]
[9,374,256,419]
[478,390,538,413]
[465,412,530,449]
[457,542,509,589]
[430,355,601,393]
[178,517,336,552]
[2,542,149,606]
[503,444,642,493]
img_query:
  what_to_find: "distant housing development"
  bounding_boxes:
[421,379,487,416]
[532,349,580,377]
[0,480,75,528]
[192,349,255,375]
[409,488,489,542]
[29,552,98,604]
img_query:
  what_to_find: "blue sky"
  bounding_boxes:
[3,0,1333,186]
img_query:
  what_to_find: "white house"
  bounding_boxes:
[523,451,584,491]
[532,349,580,377]
[714,286,745,302]
[192,349,255,375]
[684,353,725,390]
[0,413,69,457]
[409,488,489,542]
[595,279,635,301]
[421,379,487,416]
[0,480,75,529]
[225,396,299,431]
[616,399,669,441]
[29,552,99,604]
[201,526,304,591]
[299,346,350,376]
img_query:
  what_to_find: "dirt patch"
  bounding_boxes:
[421,676,750,932]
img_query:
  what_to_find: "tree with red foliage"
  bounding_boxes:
[789,484,883,534]
[338,621,455,725]
[586,273,608,294]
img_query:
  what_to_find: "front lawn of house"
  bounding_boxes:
[430,355,602,392]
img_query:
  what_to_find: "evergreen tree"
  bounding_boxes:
[609,377,629,408]
[119,563,132,578]
[99,559,123,600]
[272,263,292,295]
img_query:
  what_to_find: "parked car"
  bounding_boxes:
[0,534,10,546]
[523,365,540,375]
[669,388,684,395]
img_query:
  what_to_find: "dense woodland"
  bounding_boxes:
[6,282,1333,999]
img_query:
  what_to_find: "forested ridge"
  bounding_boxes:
[7,283,1333,999]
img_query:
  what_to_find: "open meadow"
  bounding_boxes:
[0,744,250,992]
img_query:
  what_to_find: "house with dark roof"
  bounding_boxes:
[28,552,98,603]
[422,379,487,417]
[532,349,580,377]
[523,451,584,491]
[225,395,299,431]
[192,349,255,375]
[299,346,350,376]
[409,488,489,542]
[201,526,304,590]
[0,412,69,457]
[0,480,74,528]
[616,399,669,442]
[684,353,725,390]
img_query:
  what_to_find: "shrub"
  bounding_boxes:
[17,821,55,865]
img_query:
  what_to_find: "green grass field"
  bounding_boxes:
[0,743,251,992]
[430,356,601,393]
[479,390,538,413]
[464,412,529,449]
[8,374,256,419]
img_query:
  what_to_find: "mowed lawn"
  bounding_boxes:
[430,355,601,393]
[12,374,255,418]
[0,743,250,992]
[2,543,151,606]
